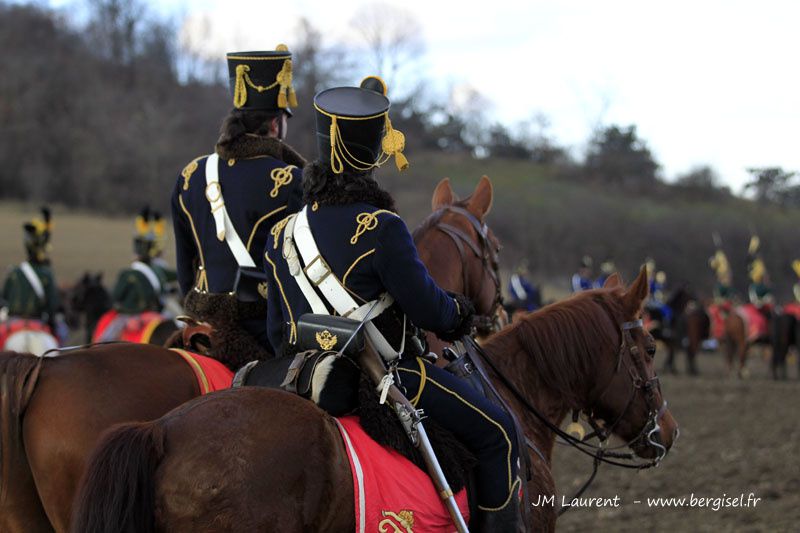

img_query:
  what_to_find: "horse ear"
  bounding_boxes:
[431,178,455,211]
[603,272,622,289]
[622,265,650,313]
[467,175,493,219]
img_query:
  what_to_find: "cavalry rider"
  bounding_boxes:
[644,258,673,334]
[708,246,734,341]
[1,207,65,342]
[508,259,540,312]
[709,247,735,303]
[594,259,616,288]
[171,45,305,356]
[110,207,169,314]
[793,260,800,304]
[264,78,521,531]
[571,255,594,292]
[746,236,774,316]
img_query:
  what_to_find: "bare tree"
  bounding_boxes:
[349,2,425,93]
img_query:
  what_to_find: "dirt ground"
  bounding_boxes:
[553,346,800,532]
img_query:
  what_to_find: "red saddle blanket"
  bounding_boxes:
[736,304,769,342]
[93,310,165,344]
[783,302,800,321]
[171,353,471,531]
[0,318,53,347]
[336,415,470,533]
[169,349,234,394]
[708,303,731,340]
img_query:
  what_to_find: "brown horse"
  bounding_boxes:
[721,307,772,378]
[0,184,504,533]
[414,176,506,357]
[71,268,678,533]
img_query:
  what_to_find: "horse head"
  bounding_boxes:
[487,265,678,464]
[414,176,504,336]
[583,267,679,460]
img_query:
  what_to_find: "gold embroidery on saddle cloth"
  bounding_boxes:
[270,165,296,198]
[270,216,290,249]
[378,510,414,533]
[181,156,204,190]
[316,330,337,350]
[350,210,394,245]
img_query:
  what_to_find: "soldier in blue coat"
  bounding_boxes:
[264,78,520,532]
[571,255,594,292]
[171,45,304,363]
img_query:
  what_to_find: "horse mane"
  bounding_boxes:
[485,288,625,406]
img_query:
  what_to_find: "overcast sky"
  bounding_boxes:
[49,0,800,191]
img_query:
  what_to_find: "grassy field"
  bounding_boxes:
[0,202,176,287]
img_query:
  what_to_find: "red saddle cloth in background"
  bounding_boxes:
[335,415,470,533]
[0,318,52,347]
[783,302,800,321]
[169,349,233,394]
[93,310,165,344]
[737,304,768,342]
[708,303,729,340]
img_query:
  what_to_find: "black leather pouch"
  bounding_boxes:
[296,313,365,356]
[233,266,270,303]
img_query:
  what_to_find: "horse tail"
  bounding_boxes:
[71,421,164,533]
[0,351,43,501]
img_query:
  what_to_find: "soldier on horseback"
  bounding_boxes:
[746,236,774,314]
[644,258,673,335]
[508,259,540,312]
[571,255,594,292]
[263,78,521,532]
[1,207,65,345]
[110,208,170,314]
[171,45,305,363]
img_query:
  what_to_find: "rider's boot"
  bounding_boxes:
[474,497,521,533]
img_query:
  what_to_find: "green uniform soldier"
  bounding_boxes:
[2,207,61,332]
[110,208,169,314]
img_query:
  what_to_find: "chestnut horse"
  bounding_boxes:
[414,176,506,357]
[0,181,504,533]
[72,268,678,533]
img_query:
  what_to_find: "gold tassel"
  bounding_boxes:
[153,218,166,238]
[233,64,249,108]
[276,59,294,109]
[288,87,298,107]
[381,116,409,171]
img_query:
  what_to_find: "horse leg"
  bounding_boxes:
[0,353,53,533]
[24,345,199,531]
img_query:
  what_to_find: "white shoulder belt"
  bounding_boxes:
[205,154,256,268]
[19,261,45,302]
[284,206,402,360]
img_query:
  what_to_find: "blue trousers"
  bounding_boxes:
[395,357,520,511]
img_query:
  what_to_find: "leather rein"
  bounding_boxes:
[466,312,669,514]
[416,206,504,336]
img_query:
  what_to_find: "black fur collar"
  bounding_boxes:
[302,160,397,212]
[215,135,306,168]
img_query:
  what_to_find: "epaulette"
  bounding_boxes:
[181,155,208,191]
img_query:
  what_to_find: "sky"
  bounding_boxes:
[47,0,800,191]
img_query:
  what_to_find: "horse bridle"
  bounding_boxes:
[428,206,504,335]
[580,318,668,461]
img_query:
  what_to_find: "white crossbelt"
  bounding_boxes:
[205,153,256,268]
[131,261,162,294]
[19,261,45,302]
[284,206,402,360]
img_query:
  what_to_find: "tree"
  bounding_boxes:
[349,2,425,95]
[583,125,660,190]
[744,167,797,205]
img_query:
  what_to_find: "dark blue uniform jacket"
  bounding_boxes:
[264,203,459,353]
[171,154,303,296]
